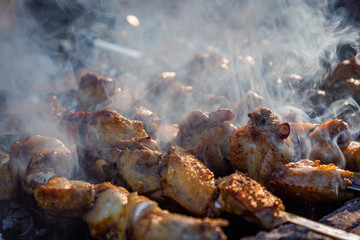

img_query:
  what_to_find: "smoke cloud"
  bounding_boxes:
[0,0,359,136]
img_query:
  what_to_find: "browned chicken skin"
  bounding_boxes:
[34,177,95,217]
[61,109,155,152]
[217,171,286,230]
[158,145,287,229]
[267,159,355,202]
[106,146,164,201]
[160,146,219,217]
[230,107,358,203]
[61,110,158,181]
[229,107,294,184]
[176,109,237,176]
[83,182,130,239]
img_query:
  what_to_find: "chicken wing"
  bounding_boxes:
[176,109,237,176]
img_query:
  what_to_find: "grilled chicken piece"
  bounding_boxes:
[229,107,294,183]
[61,110,158,179]
[289,119,352,168]
[267,159,356,202]
[217,172,286,230]
[124,193,228,240]
[160,146,219,217]
[34,177,95,217]
[0,151,17,200]
[9,135,73,193]
[83,182,129,239]
[306,119,351,168]
[106,145,163,201]
[229,107,360,203]
[76,73,117,112]
[176,109,237,176]
[83,182,228,240]
[343,141,360,171]
[61,109,155,152]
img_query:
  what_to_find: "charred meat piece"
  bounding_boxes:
[34,177,95,217]
[106,146,163,201]
[9,135,73,193]
[76,73,117,112]
[267,159,356,203]
[229,107,294,183]
[160,146,219,217]
[0,151,17,200]
[217,171,286,230]
[176,109,237,176]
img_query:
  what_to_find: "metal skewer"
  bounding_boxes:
[347,184,360,192]
[286,212,360,240]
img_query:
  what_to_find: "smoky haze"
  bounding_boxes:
[0,0,359,140]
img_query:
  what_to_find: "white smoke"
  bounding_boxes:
[0,0,359,133]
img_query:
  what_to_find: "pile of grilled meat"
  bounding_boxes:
[1,51,360,240]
